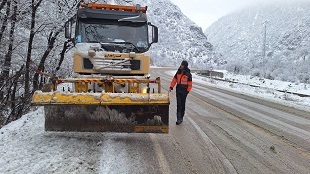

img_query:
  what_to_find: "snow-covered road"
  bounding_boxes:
[0,68,309,173]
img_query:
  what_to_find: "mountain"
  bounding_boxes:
[205,1,310,83]
[130,0,216,67]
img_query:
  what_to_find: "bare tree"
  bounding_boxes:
[56,40,71,70]
[0,0,80,127]
[0,0,18,82]
[5,65,24,124]
[33,0,80,90]
[0,0,11,43]
[33,29,62,90]
[24,0,44,98]
[0,0,8,11]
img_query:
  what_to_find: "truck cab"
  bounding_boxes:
[65,3,158,76]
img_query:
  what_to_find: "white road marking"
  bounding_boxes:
[150,133,171,174]
[188,117,238,174]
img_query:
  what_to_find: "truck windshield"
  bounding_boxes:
[77,19,149,53]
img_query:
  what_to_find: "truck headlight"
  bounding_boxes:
[141,87,148,93]
[88,50,96,57]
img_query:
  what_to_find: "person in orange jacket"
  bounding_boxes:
[170,60,192,125]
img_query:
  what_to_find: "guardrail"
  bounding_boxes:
[191,70,224,78]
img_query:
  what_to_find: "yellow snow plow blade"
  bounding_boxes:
[32,91,170,133]
[32,92,169,105]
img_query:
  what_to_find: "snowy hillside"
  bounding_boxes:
[130,0,216,67]
[205,1,310,83]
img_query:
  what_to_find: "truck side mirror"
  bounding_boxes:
[65,21,72,39]
[152,25,158,43]
[148,23,158,45]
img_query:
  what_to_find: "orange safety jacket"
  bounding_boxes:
[170,69,192,93]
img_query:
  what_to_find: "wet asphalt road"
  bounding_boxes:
[90,68,310,174]
[140,68,310,174]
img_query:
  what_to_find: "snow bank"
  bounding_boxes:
[167,70,310,111]
[0,107,102,173]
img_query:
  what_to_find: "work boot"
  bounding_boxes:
[176,120,183,125]
[177,112,182,121]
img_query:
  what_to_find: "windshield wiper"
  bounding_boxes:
[107,41,141,52]
[99,43,110,51]
[85,41,111,51]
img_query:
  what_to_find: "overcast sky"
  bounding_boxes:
[169,0,298,30]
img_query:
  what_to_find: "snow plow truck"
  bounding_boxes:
[31,1,170,133]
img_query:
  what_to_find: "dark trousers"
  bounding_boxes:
[176,89,188,121]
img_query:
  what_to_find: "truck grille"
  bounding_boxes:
[83,58,141,71]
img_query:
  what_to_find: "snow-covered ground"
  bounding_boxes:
[0,106,156,174]
[168,70,310,112]
[219,70,310,96]
[0,108,103,173]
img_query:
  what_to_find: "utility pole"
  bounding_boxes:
[262,21,267,58]
[262,21,267,77]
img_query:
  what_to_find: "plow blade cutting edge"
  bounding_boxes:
[32,91,170,133]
